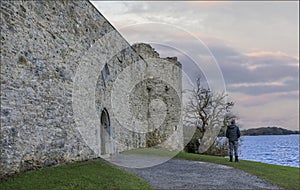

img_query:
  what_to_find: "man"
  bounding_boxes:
[226,119,241,162]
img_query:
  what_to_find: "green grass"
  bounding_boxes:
[0,159,153,190]
[175,152,300,190]
[1,150,298,190]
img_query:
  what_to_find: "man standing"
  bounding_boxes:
[226,119,241,162]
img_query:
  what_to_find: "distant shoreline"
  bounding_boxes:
[241,127,299,136]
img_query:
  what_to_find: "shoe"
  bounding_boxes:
[235,156,239,162]
[229,156,233,162]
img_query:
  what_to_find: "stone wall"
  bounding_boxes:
[0,0,131,177]
[131,43,183,150]
[0,0,183,178]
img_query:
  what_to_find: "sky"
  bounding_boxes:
[90,1,299,130]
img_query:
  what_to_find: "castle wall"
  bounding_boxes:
[0,0,143,177]
[0,0,183,178]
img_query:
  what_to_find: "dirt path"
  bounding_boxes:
[107,154,282,190]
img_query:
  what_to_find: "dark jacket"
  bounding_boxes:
[226,124,240,142]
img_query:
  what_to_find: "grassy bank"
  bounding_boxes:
[175,152,299,190]
[1,149,298,190]
[0,159,153,190]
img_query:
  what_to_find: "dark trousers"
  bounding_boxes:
[229,141,238,157]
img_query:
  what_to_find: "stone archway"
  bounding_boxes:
[100,108,111,155]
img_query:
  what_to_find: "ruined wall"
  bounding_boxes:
[0,0,183,177]
[131,43,183,151]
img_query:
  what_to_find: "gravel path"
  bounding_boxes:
[107,154,282,190]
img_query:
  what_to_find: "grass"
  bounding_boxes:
[1,149,298,190]
[175,152,300,190]
[0,159,153,190]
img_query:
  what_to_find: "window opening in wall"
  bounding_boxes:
[100,108,110,155]
[102,63,110,87]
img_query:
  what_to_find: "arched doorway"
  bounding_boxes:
[100,108,111,155]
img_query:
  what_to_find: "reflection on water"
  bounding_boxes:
[239,134,299,168]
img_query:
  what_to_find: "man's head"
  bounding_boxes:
[231,119,235,125]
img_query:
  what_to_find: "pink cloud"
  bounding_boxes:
[228,77,295,88]
[244,51,290,58]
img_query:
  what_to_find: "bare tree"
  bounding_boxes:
[184,77,236,153]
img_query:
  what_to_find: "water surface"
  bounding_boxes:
[239,134,299,168]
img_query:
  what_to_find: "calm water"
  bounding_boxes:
[239,134,299,168]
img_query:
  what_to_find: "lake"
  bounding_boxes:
[239,134,299,168]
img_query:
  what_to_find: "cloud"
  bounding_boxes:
[231,91,299,107]
[91,1,298,55]
[228,77,293,88]
[245,51,290,58]
[207,42,299,95]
